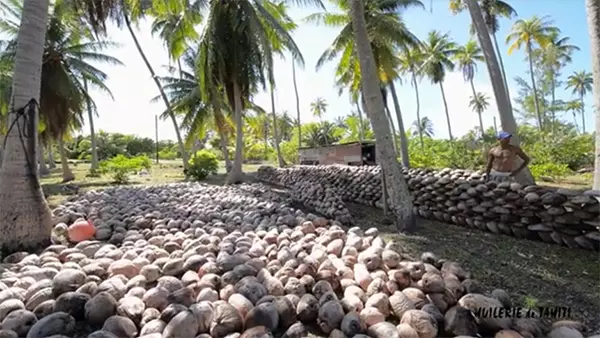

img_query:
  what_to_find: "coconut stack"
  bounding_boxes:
[289,180,354,226]
[0,181,592,338]
[257,165,600,251]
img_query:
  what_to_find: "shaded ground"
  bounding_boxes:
[41,162,599,335]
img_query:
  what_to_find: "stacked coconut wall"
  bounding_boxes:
[256,165,600,251]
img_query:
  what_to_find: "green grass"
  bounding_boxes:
[41,160,265,208]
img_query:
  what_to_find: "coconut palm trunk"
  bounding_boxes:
[38,141,49,176]
[492,33,510,99]
[350,0,415,231]
[465,0,535,185]
[388,81,409,167]
[0,0,53,253]
[411,69,424,149]
[586,0,600,189]
[580,93,586,133]
[82,78,98,170]
[47,140,56,168]
[270,84,285,167]
[122,7,188,171]
[469,79,485,134]
[526,42,543,130]
[439,82,454,141]
[58,136,74,182]
[355,100,365,142]
[227,79,245,184]
[292,61,302,150]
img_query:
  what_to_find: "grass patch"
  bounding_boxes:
[41,160,266,208]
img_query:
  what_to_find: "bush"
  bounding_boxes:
[99,154,152,184]
[529,163,572,182]
[187,150,219,180]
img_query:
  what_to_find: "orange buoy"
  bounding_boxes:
[68,219,96,243]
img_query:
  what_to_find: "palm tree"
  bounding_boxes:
[586,0,600,190]
[412,116,434,138]
[564,100,582,132]
[1,0,121,182]
[421,30,457,140]
[506,15,559,130]
[450,0,517,96]
[465,0,534,185]
[454,40,484,112]
[0,0,128,251]
[350,0,415,230]
[536,32,580,128]
[153,48,234,170]
[292,61,302,150]
[198,1,303,184]
[469,92,489,136]
[308,0,421,166]
[398,46,425,149]
[310,97,328,123]
[566,70,593,133]
[264,1,301,168]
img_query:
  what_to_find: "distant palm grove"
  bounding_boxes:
[0,0,598,250]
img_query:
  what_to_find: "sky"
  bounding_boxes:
[81,0,593,141]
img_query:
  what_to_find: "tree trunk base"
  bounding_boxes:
[0,237,51,260]
[226,170,246,185]
[62,174,75,183]
[39,167,50,177]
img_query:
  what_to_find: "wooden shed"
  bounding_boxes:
[298,141,376,166]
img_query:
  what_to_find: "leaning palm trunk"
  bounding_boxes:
[351,0,415,231]
[439,82,454,141]
[83,78,99,170]
[411,69,424,149]
[465,0,534,185]
[384,107,398,154]
[0,134,3,168]
[58,136,74,182]
[0,0,53,253]
[586,0,600,189]
[38,141,49,176]
[227,80,245,184]
[354,100,365,142]
[389,81,409,167]
[122,6,188,171]
[270,84,285,167]
[526,43,543,130]
[47,140,56,168]
[292,61,302,151]
[492,33,511,100]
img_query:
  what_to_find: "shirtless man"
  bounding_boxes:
[485,131,530,182]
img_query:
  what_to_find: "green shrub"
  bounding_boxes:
[187,150,219,180]
[99,154,152,184]
[529,163,572,181]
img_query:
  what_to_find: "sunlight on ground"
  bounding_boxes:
[40,160,265,208]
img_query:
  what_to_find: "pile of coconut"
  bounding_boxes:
[0,182,593,338]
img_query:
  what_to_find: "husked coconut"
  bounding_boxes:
[458,294,511,331]
[400,310,437,338]
[340,312,365,337]
[359,307,385,327]
[367,322,400,338]
[317,300,345,334]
